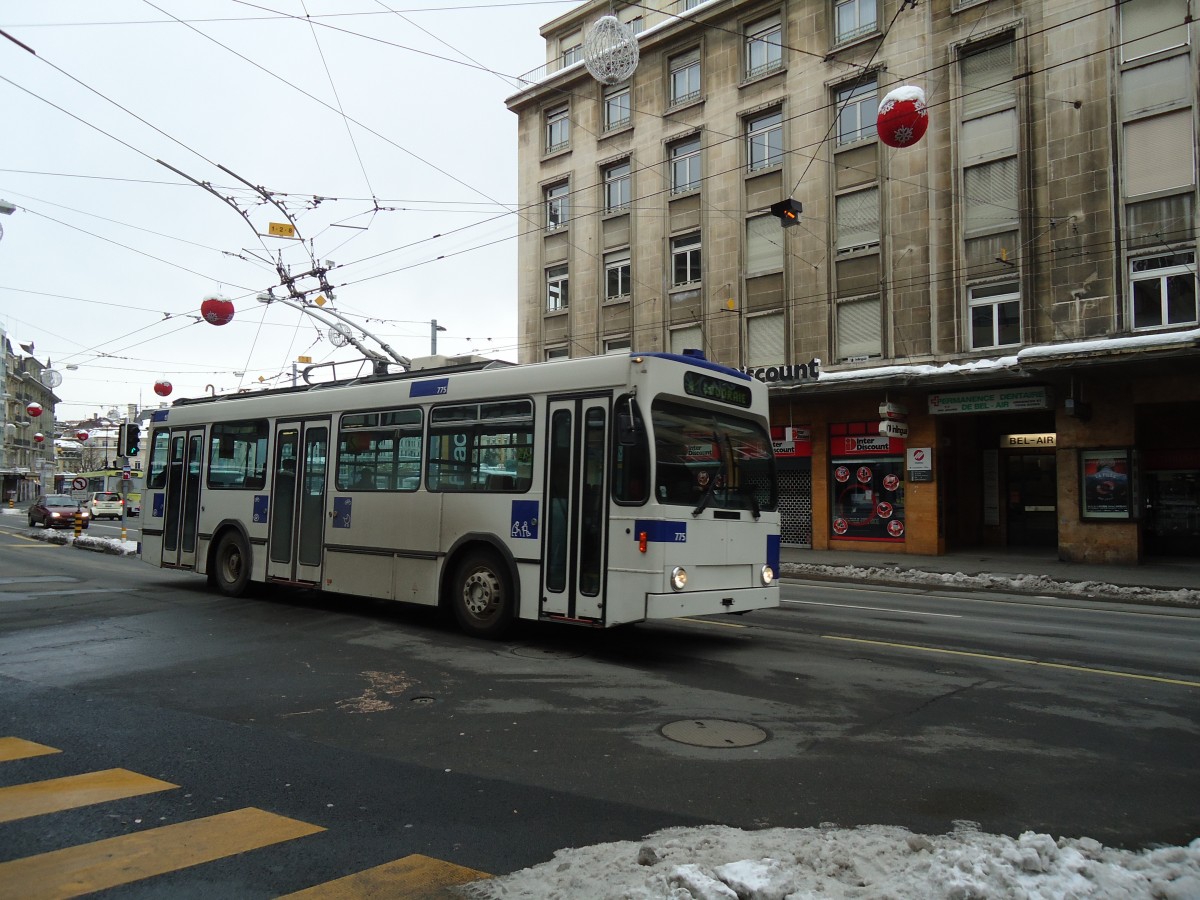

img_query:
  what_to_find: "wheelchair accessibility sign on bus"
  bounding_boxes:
[510,500,538,539]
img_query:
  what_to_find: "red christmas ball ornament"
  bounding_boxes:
[76,430,90,442]
[26,401,43,417]
[154,380,173,397]
[33,432,44,443]
[200,293,235,326]
[877,85,928,148]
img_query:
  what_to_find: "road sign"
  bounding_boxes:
[72,477,87,491]
[268,222,296,238]
[879,401,908,420]
[879,420,909,439]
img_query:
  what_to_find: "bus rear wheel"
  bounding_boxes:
[452,551,512,639]
[211,531,252,597]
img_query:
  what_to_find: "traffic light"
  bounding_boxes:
[124,423,141,456]
[769,198,803,226]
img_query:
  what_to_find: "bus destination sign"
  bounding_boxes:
[683,371,752,408]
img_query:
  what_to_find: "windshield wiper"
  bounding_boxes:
[692,469,719,516]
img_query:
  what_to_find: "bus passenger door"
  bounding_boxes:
[267,420,329,585]
[541,397,609,622]
[161,428,204,570]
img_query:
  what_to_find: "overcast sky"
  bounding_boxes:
[0,0,571,420]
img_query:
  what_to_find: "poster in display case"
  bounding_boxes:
[1079,449,1135,520]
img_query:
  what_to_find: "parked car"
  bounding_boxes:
[88,491,124,520]
[28,495,90,529]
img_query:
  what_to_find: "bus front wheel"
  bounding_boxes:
[451,551,512,639]
[211,531,252,597]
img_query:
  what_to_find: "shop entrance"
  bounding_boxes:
[1005,453,1057,547]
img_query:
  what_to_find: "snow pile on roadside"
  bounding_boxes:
[460,823,1200,899]
[781,562,1200,608]
[25,529,138,556]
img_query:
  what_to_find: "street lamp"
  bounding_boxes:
[432,320,447,355]
[0,199,14,242]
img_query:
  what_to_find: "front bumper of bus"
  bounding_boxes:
[645,585,779,619]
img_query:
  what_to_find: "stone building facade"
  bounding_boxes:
[2,336,60,501]
[506,0,1199,564]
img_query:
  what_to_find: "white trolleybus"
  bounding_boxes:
[139,351,780,637]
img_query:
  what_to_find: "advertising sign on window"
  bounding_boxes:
[830,431,905,542]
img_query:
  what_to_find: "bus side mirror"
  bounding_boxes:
[617,414,642,446]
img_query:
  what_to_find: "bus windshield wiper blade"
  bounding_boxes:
[692,471,718,517]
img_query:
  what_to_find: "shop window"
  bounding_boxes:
[829,425,905,542]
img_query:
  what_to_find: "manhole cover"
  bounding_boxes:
[660,719,768,748]
[510,646,583,660]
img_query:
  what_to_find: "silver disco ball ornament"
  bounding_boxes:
[583,15,639,85]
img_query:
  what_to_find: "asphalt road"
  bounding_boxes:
[0,517,1197,897]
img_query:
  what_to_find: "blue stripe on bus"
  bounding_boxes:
[767,533,781,574]
[409,378,449,397]
[633,520,687,543]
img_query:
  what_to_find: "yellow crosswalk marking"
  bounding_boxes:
[0,768,177,824]
[0,806,325,899]
[0,737,60,762]
[279,854,492,899]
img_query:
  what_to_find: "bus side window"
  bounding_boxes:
[611,395,648,504]
[147,429,170,489]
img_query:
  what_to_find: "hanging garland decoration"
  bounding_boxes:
[583,15,639,85]
[876,85,929,148]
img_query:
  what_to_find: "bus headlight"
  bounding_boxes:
[760,565,775,586]
[670,566,688,591]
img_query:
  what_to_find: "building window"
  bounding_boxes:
[603,84,631,131]
[836,79,877,144]
[835,0,877,45]
[836,296,881,361]
[1130,251,1198,330]
[961,41,1015,118]
[604,161,631,213]
[746,312,784,367]
[968,281,1021,349]
[745,14,782,79]
[605,249,631,300]
[670,136,701,193]
[1124,110,1196,198]
[545,105,569,153]
[546,346,569,360]
[1120,0,1189,63]
[836,187,879,252]
[670,324,703,355]
[669,50,701,107]
[546,264,569,312]
[561,31,582,67]
[672,233,702,286]
[746,110,783,172]
[962,157,1018,234]
[545,182,569,231]
[604,336,632,354]
[746,215,783,274]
